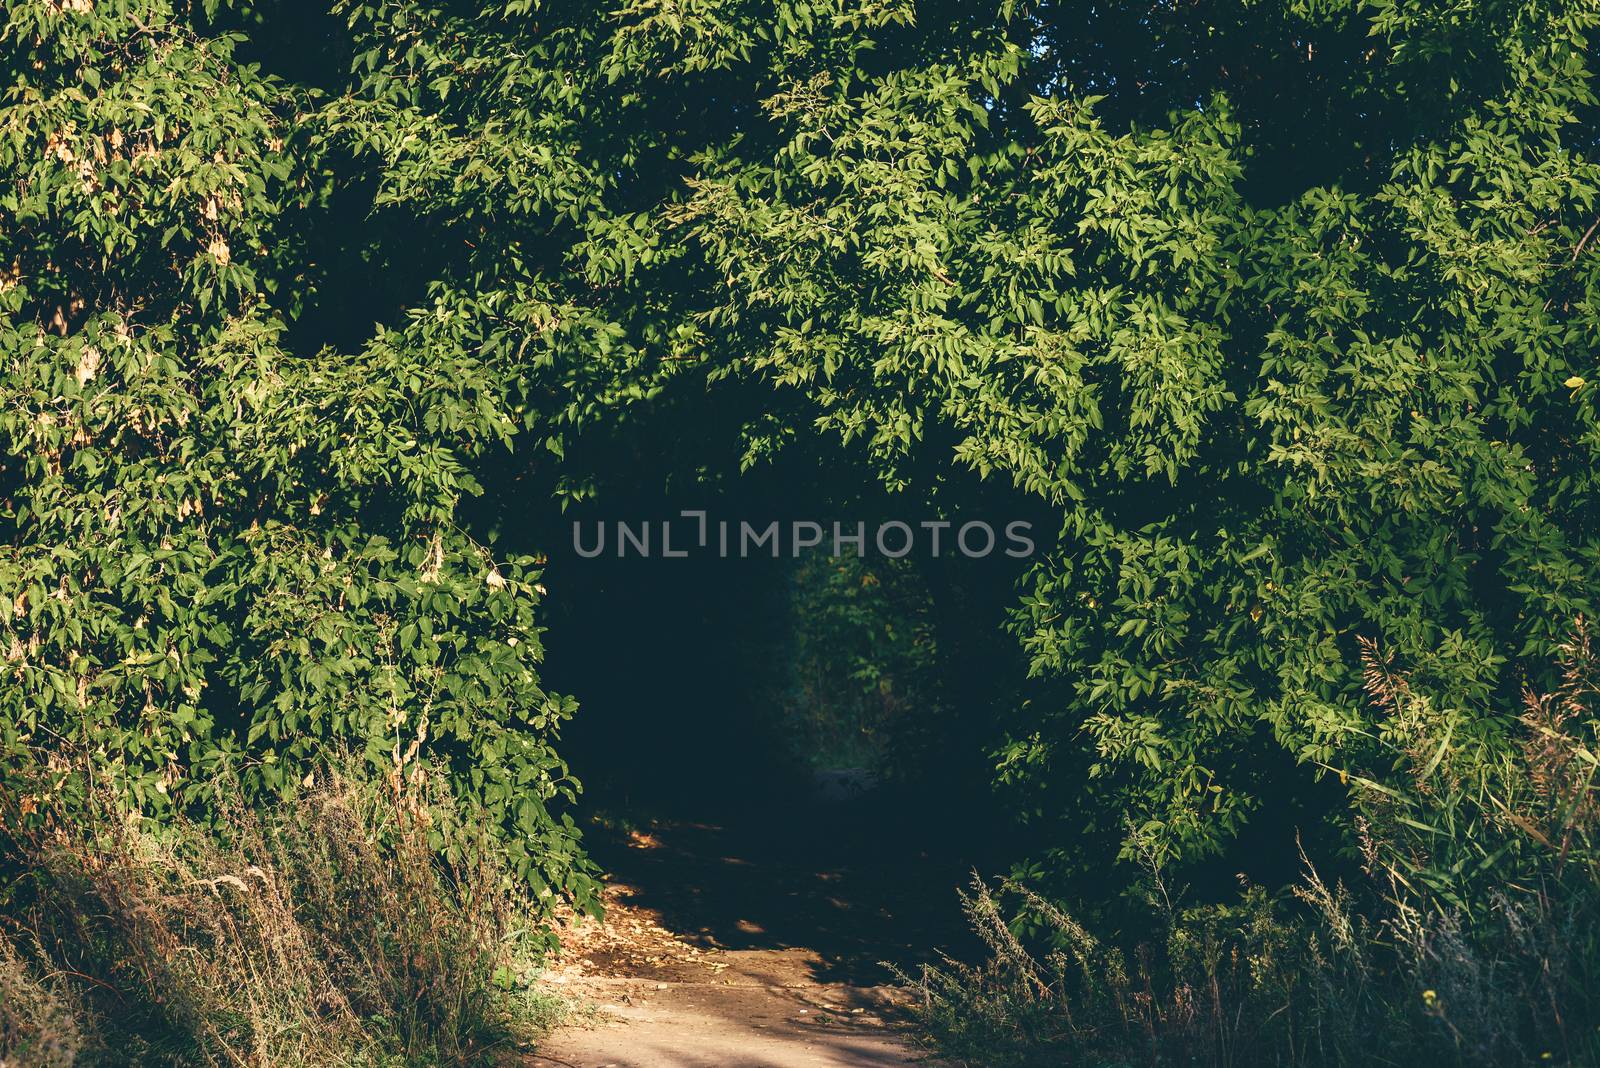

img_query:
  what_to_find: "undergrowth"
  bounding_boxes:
[903,628,1600,1067]
[0,760,567,1067]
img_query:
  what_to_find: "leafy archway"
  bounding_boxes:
[5,0,1600,923]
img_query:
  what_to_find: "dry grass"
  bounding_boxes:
[0,762,566,1067]
[0,929,84,1068]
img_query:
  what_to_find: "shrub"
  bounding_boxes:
[0,0,598,912]
[903,630,1600,1066]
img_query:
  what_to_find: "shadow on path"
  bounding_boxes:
[532,772,976,1067]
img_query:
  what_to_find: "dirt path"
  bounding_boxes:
[529,789,967,1067]
[533,940,929,1067]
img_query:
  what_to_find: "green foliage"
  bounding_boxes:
[903,630,1600,1066]
[298,0,1600,874]
[765,549,944,772]
[8,0,1600,939]
[0,2,594,907]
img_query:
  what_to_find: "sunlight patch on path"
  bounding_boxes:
[534,953,928,1068]
[532,859,939,1067]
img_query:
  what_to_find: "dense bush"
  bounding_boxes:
[901,632,1600,1066]
[7,1,1600,1059]
[0,0,595,906]
[21,0,1589,880]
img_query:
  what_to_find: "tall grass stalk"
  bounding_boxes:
[0,760,564,1067]
[902,628,1600,1066]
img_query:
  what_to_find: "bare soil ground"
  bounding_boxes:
[528,789,969,1068]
